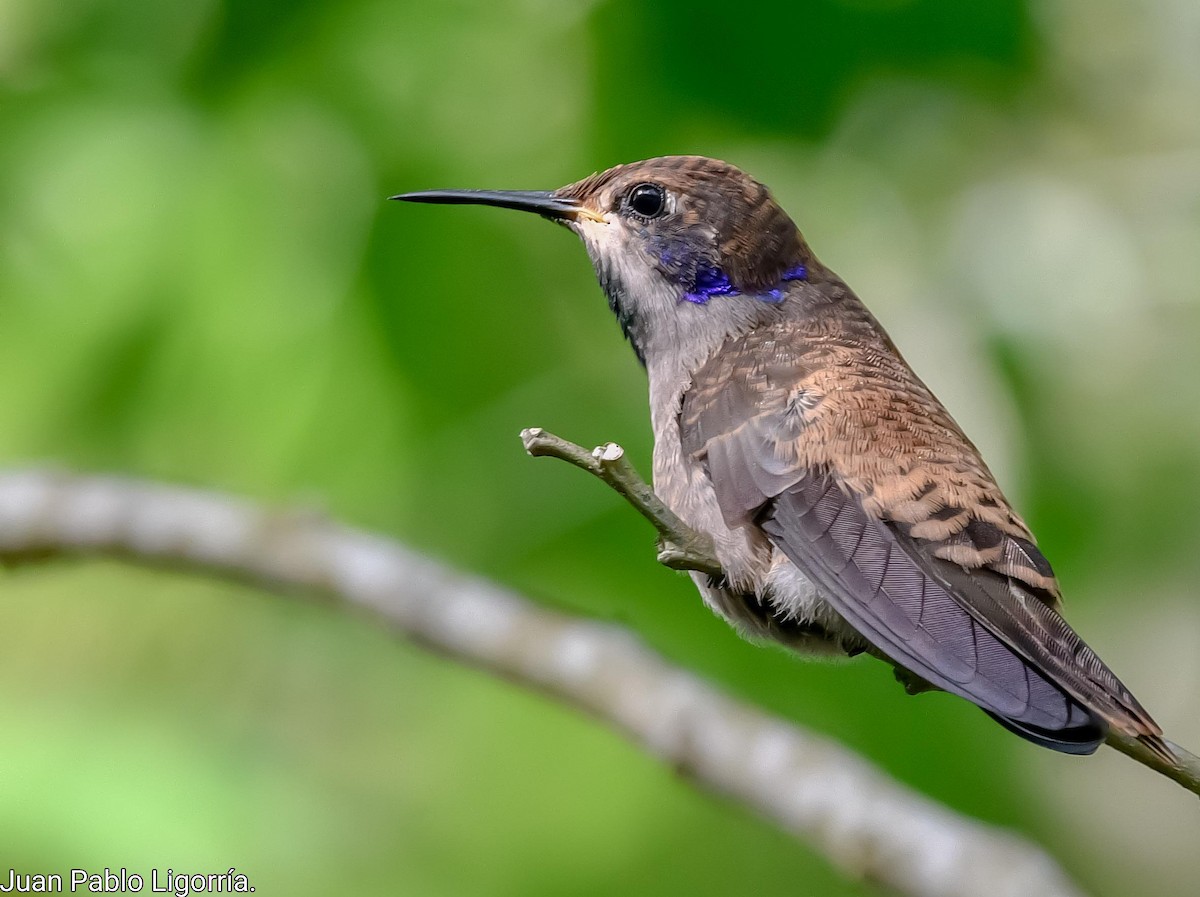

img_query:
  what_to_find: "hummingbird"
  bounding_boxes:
[393,155,1170,761]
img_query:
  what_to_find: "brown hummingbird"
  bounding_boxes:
[394,155,1171,761]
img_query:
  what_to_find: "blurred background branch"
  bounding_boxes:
[2,0,1198,893]
[0,468,1088,897]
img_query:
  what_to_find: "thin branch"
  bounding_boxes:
[520,429,1200,798]
[0,467,1083,897]
[1107,731,1200,794]
[521,428,721,577]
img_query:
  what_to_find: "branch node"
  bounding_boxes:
[597,442,624,463]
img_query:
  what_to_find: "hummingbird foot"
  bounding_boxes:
[893,666,941,696]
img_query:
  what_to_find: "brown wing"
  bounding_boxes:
[681,311,1168,758]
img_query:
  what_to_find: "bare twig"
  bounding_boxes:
[1107,731,1200,794]
[520,428,721,577]
[520,428,1200,798]
[0,467,1084,897]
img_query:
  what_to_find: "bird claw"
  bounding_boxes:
[894,667,939,695]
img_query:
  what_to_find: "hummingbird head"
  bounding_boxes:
[394,156,816,366]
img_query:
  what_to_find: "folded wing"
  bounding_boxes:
[681,317,1167,758]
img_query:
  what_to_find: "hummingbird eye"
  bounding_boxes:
[626,183,667,220]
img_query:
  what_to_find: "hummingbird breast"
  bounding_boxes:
[647,344,865,655]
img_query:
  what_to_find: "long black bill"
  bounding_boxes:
[389,189,582,221]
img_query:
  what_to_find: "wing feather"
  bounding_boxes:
[681,317,1169,759]
[759,474,1101,750]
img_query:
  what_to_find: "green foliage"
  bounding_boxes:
[1,0,1197,894]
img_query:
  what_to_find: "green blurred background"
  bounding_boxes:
[1,0,1198,893]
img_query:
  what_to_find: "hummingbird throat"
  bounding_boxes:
[681,263,808,305]
[649,236,807,304]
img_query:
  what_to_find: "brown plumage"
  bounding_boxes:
[679,294,1165,758]
[394,155,1172,762]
